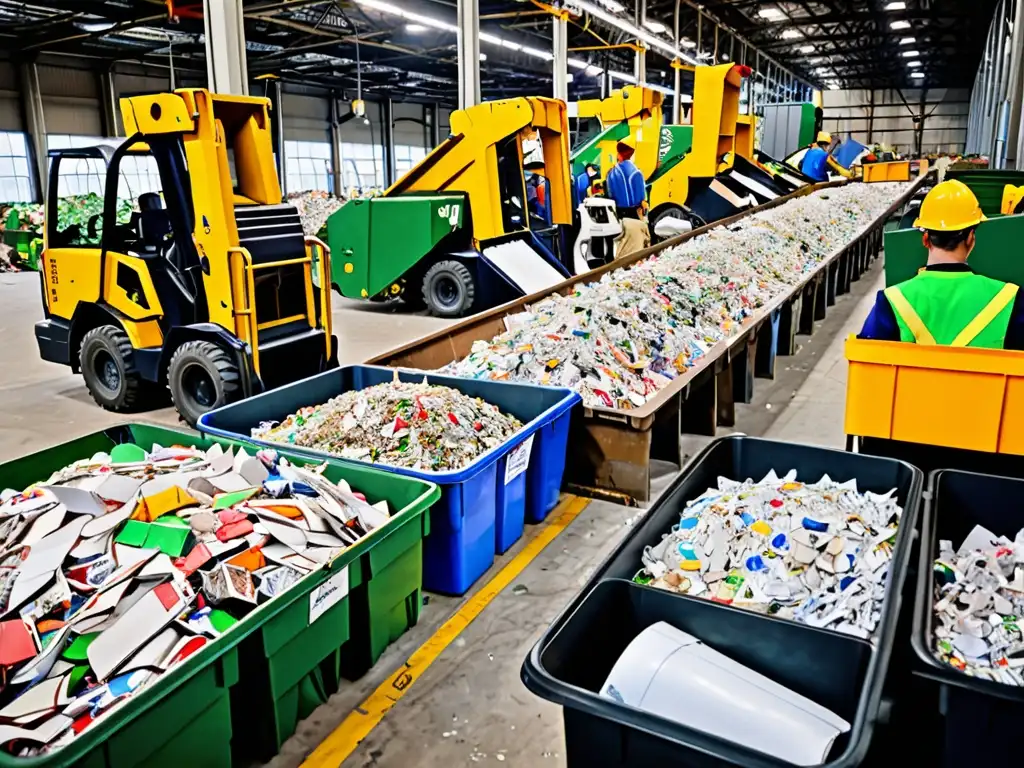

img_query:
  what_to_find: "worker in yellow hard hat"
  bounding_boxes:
[799,131,833,182]
[859,180,1024,349]
[605,133,650,256]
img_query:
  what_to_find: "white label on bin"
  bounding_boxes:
[309,566,349,625]
[504,435,534,485]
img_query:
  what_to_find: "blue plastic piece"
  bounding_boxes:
[198,365,580,596]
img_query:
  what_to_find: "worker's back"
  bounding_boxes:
[606,158,645,210]
[884,270,1019,348]
[800,146,829,182]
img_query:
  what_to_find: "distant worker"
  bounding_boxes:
[524,160,551,226]
[799,132,834,182]
[605,136,647,219]
[859,180,1024,349]
[605,137,650,257]
[572,163,600,208]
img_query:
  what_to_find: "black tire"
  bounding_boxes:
[422,260,476,318]
[79,325,144,412]
[167,341,240,427]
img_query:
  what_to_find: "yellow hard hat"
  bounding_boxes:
[816,131,832,144]
[617,135,637,151]
[913,179,987,231]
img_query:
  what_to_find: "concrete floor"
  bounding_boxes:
[0,262,884,767]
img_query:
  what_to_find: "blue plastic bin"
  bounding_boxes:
[198,365,580,595]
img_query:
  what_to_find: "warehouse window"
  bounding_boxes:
[0,131,34,203]
[47,135,162,198]
[285,140,333,193]
[394,144,427,177]
[340,141,383,191]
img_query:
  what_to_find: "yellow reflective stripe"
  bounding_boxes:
[884,285,937,345]
[951,283,1019,347]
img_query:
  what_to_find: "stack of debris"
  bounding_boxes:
[0,440,387,755]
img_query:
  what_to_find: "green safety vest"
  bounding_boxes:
[884,270,1019,349]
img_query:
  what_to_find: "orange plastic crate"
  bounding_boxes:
[845,336,1024,455]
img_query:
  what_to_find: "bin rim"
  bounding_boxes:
[198,365,582,485]
[520,578,879,768]
[911,467,1024,703]
[0,421,440,768]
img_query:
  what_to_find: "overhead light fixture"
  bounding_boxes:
[681,38,697,48]
[907,60,921,67]
[405,23,427,32]
[567,73,575,82]
[781,29,801,39]
[643,19,667,34]
[884,1,906,9]
[798,45,815,53]
[827,82,840,90]
[74,20,117,32]
[891,20,911,29]
[573,0,698,65]
[899,36,916,44]
[479,52,487,61]
[758,7,784,19]
[721,52,730,61]
[353,0,456,33]
[901,50,920,57]
[910,71,925,78]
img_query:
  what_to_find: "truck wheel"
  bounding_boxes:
[422,260,475,318]
[649,206,695,245]
[80,325,144,412]
[168,341,240,427]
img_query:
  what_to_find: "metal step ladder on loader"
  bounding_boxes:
[326,96,574,318]
[34,89,337,426]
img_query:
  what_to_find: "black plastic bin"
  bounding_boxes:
[522,435,923,767]
[524,579,875,767]
[911,469,1024,765]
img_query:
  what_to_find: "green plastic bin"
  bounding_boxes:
[0,423,439,766]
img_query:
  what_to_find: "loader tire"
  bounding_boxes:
[168,341,240,427]
[80,325,145,412]
[422,260,475,318]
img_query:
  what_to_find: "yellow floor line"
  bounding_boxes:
[301,494,592,768]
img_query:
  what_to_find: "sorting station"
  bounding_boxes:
[0,1,1021,767]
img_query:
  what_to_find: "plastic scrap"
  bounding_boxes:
[932,524,1024,685]
[444,182,909,409]
[0,440,389,756]
[636,470,902,638]
[253,374,523,472]
[286,190,346,237]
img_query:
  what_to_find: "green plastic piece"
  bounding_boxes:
[110,443,147,464]
[68,665,90,694]
[115,520,149,548]
[208,610,237,634]
[328,194,466,300]
[213,488,259,509]
[63,632,99,662]
[0,423,440,768]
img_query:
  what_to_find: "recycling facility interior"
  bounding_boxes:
[0,0,1022,767]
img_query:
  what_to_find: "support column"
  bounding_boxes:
[430,102,442,147]
[672,0,682,124]
[457,0,480,108]
[330,96,343,195]
[553,15,568,102]
[19,61,46,202]
[98,68,118,138]
[634,0,646,83]
[1007,0,1024,168]
[381,97,395,188]
[203,0,248,94]
[270,78,285,193]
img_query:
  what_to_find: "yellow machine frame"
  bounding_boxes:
[648,63,747,211]
[575,86,665,181]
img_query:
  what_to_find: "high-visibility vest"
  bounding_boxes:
[883,270,1019,348]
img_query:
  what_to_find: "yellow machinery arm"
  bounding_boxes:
[385,96,572,242]
[574,86,664,181]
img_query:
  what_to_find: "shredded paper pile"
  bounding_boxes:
[932,525,1024,685]
[0,441,389,755]
[444,182,908,409]
[286,190,346,237]
[637,471,902,639]
[254,377,523,472]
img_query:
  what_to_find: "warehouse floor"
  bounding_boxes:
[0,263,882,767]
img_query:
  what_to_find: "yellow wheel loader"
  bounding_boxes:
[35,90,337,425]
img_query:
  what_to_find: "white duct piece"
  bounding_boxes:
[601,622,850,766]
[483,239,566,296]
